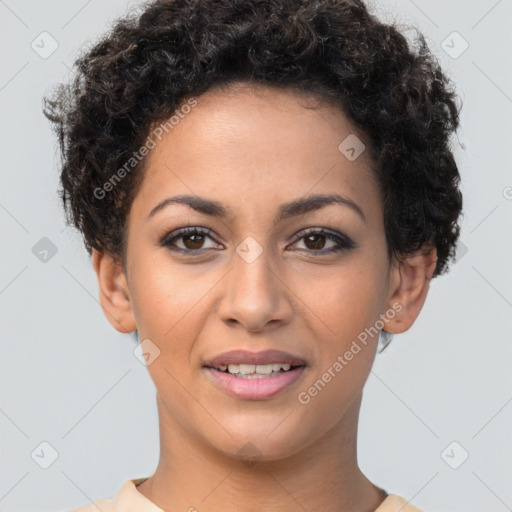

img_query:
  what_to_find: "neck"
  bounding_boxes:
[136,392,387,512]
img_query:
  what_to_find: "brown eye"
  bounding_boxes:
[291,228,355,254]
[160,227,221,253]
[303,233,327,250]
[182,233,206,250]
[160,226,354,256]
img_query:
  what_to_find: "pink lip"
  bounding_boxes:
[204,349,306,367]
[205,366,306,400]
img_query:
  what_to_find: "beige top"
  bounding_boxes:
[67,477,424,512]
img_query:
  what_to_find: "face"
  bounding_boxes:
[94,84,433,462]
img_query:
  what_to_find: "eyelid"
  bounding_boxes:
[159,226,221,248]
[159,225,356,254]
[292,226,354,244]
[289,227,356,251]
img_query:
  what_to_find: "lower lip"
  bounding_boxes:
[205,367,305,400]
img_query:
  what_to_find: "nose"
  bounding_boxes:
[216,243,293,332]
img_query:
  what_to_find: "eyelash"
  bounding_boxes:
[159,226,355,255]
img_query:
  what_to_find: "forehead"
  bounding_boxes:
[131,84,381,223]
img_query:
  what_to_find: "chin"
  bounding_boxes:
[202,420,314,463]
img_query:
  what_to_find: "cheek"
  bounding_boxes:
[128,260,215,417]
[127,260,216,413]
[294,272,384,430]
[300,262,387,345]
[129,255,212,339]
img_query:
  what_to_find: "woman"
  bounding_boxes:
[44,0,462,510]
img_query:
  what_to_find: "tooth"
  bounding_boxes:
[239,364,256,374]
[228,364,240,374]
[224,362,295,375]
[255,364,273,374]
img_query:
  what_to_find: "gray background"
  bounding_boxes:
[1,0,511,511]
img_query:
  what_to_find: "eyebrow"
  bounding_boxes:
[147,193,365,223]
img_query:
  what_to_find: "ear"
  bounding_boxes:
[384,246,437,334]
[91,249,137,333]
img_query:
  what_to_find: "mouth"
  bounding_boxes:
[203,349,307,400]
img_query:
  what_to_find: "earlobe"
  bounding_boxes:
[384,246,437,335]
[91,249,137,334]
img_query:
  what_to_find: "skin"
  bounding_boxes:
[92,83,437,512]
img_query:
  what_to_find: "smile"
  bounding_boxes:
[205,366,305,399]
[203,349,307,400]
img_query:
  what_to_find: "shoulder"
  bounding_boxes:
[63,477,161,512]
[375,493,424,512]
[65,496,116,512]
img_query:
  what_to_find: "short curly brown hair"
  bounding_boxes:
[43,0,463,277]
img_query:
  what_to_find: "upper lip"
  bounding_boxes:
[204,349,306,368]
